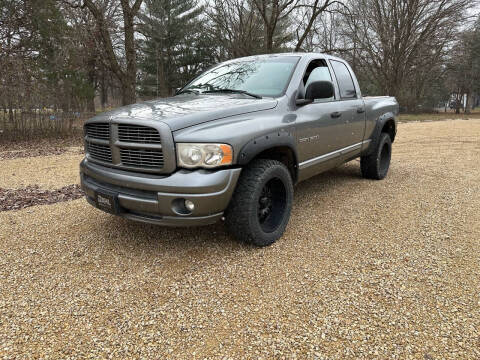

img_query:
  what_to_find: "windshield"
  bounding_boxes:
[181,56,300,98]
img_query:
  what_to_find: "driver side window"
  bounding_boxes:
[300,59,335,102]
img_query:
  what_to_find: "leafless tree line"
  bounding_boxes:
[0,0,478,139]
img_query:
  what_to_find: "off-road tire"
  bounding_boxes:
[225,159,293,247]
[360,132,392,180]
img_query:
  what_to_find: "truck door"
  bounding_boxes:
[294,59,347,164]
[329,60,365,148]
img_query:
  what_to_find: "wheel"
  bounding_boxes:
[225,159,294,246]
[360,133,392,180]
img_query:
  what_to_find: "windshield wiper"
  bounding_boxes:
[203,89,262,99]
[176,89,199,95]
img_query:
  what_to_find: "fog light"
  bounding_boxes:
[185,199,195,212]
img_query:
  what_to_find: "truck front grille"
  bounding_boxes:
[84,122,167,174]
[118,124,161,143]
[86,142,112,163]
[120,148,164,169]
[85,123,110,140]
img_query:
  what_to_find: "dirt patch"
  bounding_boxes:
[0,153,84,189]
[0,184,83,211]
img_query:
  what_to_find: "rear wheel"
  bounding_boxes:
[360,133,392,180]
[225,159,293,247]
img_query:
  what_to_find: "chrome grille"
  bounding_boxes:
[84,121,169,173]
[120,148,164,169]
[85,123,110,140]
[86,142,112,163]
[118,124,161,144]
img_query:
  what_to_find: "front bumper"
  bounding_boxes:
[80,158,241,226]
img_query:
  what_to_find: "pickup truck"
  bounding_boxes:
[80,53,398,246]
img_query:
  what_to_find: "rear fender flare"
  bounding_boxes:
[364,113,396,155]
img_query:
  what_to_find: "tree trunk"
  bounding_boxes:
[86,56,96,112]
[465,93,476,114]
[157,55,169,97]
[464,92,471,114]
[100,71,108,110]
[8,102,13,123]
[83,0,142,106]
[2,107,6,135]
[122,11,137,105]
[264,25,274,52]
[86,96,96,113]
[455,92,461,114]
[121,81,136,106]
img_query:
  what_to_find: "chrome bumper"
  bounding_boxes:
[80,158,241,226]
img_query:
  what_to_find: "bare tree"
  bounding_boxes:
[446,26,480,114]
[293,0,340,51]
[82,0,143,105]
[342,0,471,110]
[208,0,264,58]
[252,0,300,51]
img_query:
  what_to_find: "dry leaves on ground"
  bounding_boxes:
[0,137,83,160]
[0,184,83,211]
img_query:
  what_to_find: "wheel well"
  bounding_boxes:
[252,146,297,182]
[382,119,396,142]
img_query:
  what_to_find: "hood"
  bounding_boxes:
[91,94,278,131]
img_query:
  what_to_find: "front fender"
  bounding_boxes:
[237,129,298,165]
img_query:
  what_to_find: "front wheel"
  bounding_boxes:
[360,133,392,180]
[225,159,294,247]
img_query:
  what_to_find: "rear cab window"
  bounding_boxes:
[330,60,357,99]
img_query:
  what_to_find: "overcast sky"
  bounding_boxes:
[469,1,480,16]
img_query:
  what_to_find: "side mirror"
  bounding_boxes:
[305,81,334,101]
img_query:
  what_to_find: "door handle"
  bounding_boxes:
[357,107,365,114]
[331,111,342,118]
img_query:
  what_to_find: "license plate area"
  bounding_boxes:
[95,191,120,214]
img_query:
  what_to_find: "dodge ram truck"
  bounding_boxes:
[80,53,399,246]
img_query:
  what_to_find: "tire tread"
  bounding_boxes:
[225,159,293,246]
[360,133,391,180]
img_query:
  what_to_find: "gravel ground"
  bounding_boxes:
[0,119,479,359]
[0,151,83,189]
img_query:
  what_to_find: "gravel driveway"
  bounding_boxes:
[1,119,479,359]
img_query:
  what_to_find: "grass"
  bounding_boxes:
[398,109,480,122]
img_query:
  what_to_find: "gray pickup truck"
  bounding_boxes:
[80,53,398,246]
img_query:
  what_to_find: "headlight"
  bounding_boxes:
[176,143,233,168]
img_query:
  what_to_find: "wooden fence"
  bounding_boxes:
[0,110,96,141]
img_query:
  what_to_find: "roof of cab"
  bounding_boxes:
[223,52,344,63]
